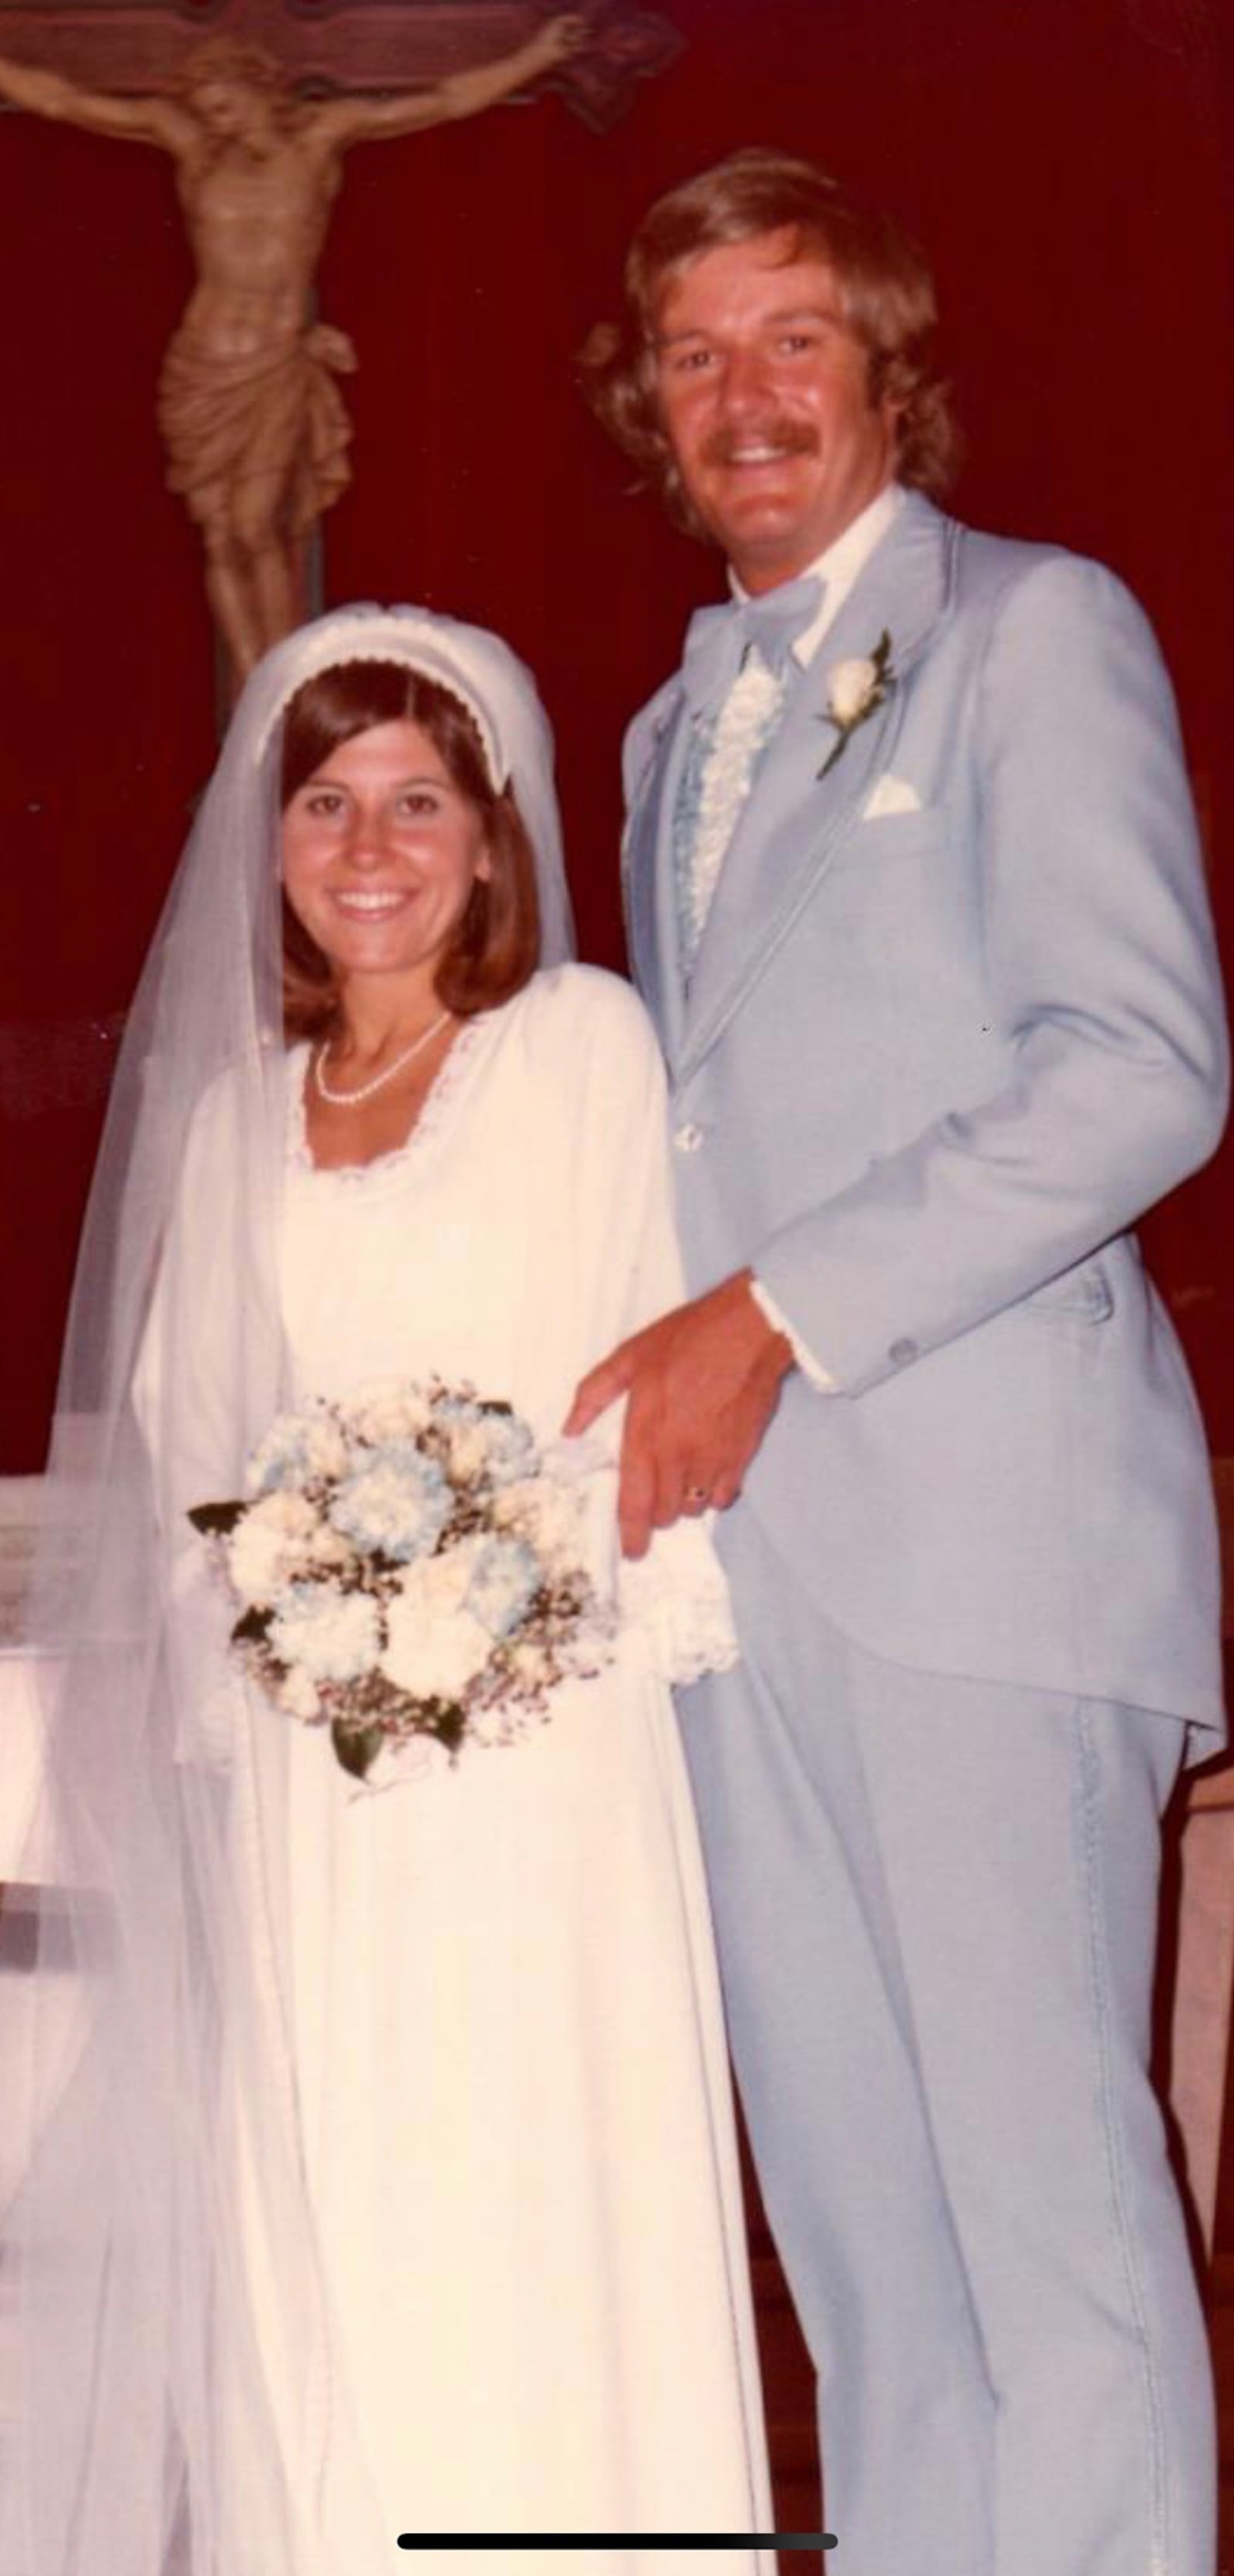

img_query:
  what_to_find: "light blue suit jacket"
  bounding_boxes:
[623,492,1229,1734]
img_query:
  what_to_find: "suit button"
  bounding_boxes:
[673,1121,704,1153]
[888,1336,918,1367]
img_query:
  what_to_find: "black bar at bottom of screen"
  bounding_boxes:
[396,2538,838,2554]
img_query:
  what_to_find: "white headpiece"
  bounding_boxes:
[255,609,503,784]
[248,602,575,966]
[3,603,575,2575]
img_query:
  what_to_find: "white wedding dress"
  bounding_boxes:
[207,966,773,2572]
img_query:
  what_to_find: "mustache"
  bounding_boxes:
[700,419,819,468]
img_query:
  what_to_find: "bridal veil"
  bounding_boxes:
[2,606,574,2576]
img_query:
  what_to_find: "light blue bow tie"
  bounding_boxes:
[680,572,824,716]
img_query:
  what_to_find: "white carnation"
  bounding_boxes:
[348,1382,434,1446]
[491,1477,583,1573]
[228,1491,323,1605]
[390,1543,479,1623]
[382,1570,494,1701]
[306,1526,354,1572]
[446,1420,491,1483]
[827,656,878,725]
[300,1417,350,1480]
[381,1544,491,1698]
[268,1584,382,1683]
[277,1667,322,1721]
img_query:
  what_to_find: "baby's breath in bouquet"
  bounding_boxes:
[189,1381,612,1781]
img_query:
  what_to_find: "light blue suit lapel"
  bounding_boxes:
[679,495,958,1083]
[622,693,693,1071]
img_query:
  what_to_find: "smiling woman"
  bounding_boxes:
[280,658,541,1167]
[282,719,492,990]
[5,603,774,2574]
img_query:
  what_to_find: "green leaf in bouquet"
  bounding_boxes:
[232,1606,273,1646]
[187,1500,245,1536]
[430,1701,467,1756]
[331,1721,386,1781]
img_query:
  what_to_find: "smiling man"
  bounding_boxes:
[574,150,1228,2574]
[652,229,899,593]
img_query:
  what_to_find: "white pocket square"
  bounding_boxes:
[862,773,922,820]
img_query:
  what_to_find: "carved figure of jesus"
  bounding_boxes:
[0,17,584,675]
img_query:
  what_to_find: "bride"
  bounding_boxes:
[5,605,774,2575]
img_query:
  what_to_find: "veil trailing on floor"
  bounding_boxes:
[2,606,575,2576]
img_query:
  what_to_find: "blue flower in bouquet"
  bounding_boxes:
[268,1583,382,1684]
[329,1453,450,1562]
[436,1397,538,1489]
[246,1402,349,1495]
[466,1536,541,1640]
[478,1411,539,1488]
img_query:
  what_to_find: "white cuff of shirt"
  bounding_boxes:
[747,1276,836,1393]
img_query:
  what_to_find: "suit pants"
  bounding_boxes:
[677,1512,1215,2576]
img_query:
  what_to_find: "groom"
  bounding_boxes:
[569,150,1228,2572]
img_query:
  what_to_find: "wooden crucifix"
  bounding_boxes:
[0,2,680,679]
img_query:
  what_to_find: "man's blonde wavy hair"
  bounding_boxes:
[579,147,961,539]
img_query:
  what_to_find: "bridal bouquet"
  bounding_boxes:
[189,1381,612,1781]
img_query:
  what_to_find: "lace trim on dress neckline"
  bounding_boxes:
[285,1015,491,1193]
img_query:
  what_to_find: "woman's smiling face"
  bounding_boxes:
[281,718,491,1002]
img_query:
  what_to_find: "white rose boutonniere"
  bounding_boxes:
[818,630,895,779]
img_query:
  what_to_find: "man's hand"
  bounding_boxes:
[564,1270,794,1558]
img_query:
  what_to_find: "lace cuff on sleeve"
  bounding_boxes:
[517,1429,743,1692]
[615,1514,740,1688]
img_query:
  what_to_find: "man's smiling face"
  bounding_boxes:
[653,227,899,594]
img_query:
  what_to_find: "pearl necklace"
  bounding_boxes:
[313,1010,453,1108]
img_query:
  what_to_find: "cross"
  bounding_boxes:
[0,0,683,131]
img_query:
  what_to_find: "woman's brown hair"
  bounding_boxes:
[280,659,541,1042]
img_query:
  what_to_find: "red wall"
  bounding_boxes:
[1,0,1229,1465]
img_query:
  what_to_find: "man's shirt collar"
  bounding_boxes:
[728,481,905,667]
